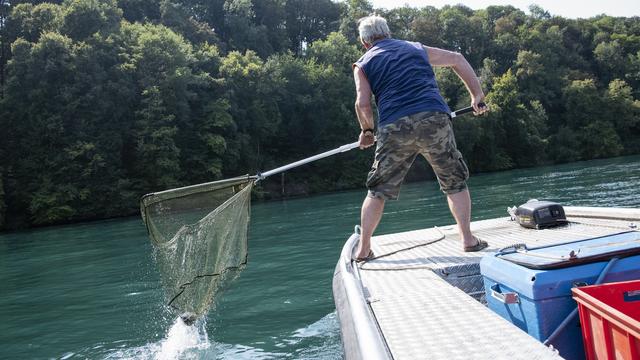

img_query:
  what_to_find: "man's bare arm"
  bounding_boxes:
[424,46,486,113]
[353,65,376,148]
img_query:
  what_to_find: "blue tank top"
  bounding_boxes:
[354,39,450,126]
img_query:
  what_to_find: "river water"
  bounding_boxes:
[1,155,639,359]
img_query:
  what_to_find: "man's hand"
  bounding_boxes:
[359,130,375,149]
[426,46,488,116]
[472,95,489,115]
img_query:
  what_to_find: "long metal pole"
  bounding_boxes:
[256,103,485,181]
[258,141,360,180]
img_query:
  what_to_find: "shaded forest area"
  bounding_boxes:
[0,0,639,229]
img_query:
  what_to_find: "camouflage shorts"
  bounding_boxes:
[367,111,469,200]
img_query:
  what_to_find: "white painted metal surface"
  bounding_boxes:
[333,230,391,360]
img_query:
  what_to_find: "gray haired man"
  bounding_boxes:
[353,15,489,261]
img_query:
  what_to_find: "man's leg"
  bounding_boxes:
[446,188,477,248]
[414,113,481,249]
[355,195,385,259]
[357,115,417,259]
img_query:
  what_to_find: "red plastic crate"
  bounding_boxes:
[572,280,640,360]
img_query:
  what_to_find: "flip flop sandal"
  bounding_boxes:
[355,250,375,262]
[464,237,489,252]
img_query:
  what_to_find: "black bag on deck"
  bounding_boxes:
[515,200,567,229]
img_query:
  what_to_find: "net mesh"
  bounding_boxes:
[140,175,254,319]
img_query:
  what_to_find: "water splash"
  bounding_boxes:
[104,317,210,360]
[156,317,210,360]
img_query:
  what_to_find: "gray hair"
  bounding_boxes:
[358,15,390,44]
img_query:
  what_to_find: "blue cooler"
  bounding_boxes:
[480,231,640,360]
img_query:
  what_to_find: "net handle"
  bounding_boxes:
[257,142,360,180]
[450,102,486,118]
[256,103,486,180]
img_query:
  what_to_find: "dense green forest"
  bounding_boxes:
[0,0,639,229]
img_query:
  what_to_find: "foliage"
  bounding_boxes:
[0,0,639,229]
[0,168,5,228]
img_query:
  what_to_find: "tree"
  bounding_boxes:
[338,0,373,44]
[514,50,560,108]
[0,0,9,97]
[178,42,234,183]
[547,126,581,163]
[0,168,5,228]
[159,0,219,46]
[561,79,624,159]
[435,67,467,108]
[4,2,63,43]
[562,79,607,129]
[411,6,443,48]
[285,0,340,54]
[528,4,550,20]
[306,31,359,72]
[579,121,623,159]
[221,0,273,57]
[627,50,640,94]
[117,0,161,23]
[123,21,230,191]
[260,49,366,194]
[61,0,121,41]
[253,0,289,53]
[177,95,233,182]
[594,40,626,85]
[4,32,83,225]
[379,6,418,41]
[606,79,640,152]
[132,86,181,190]
[479,57,499,91]
[519,25,569,111]
[169,0,226,42]
[220,50,281,174]
[481,7,525,73]
[484,69,548,168]
[305,33,361,145]
[438,5,487,67]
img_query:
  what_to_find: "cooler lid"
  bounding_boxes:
[497,231,640,270]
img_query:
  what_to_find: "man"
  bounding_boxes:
[353,15,488,261]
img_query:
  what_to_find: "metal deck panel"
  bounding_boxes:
[360,270,562,359]
[360,217,636,272]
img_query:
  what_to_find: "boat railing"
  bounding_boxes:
[333,229,391,360]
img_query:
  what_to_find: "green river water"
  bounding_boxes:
[1,155,640,359]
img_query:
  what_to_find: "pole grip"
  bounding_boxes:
[451,102,486,118]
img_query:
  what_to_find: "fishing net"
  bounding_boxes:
[139,141,361,323]
[140,175,254,321]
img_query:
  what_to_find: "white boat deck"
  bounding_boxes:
[333,206,640,360]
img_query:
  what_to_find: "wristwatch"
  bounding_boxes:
[362,128,375,136]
